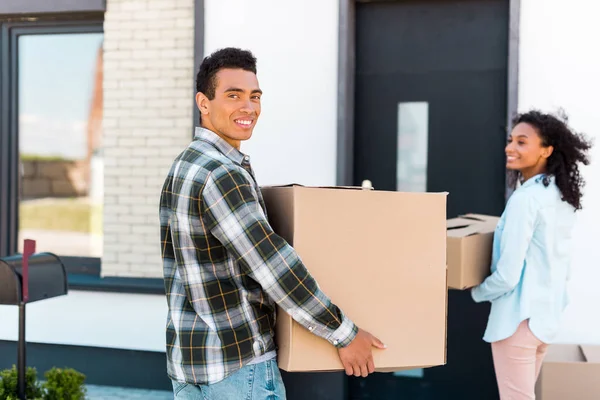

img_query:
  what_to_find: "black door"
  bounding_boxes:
[351,1,508,399]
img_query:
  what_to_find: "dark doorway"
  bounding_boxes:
[351,0,509,399]
[353,0,508,217]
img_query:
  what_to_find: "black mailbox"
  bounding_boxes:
[0,241,68,400]
[0,252,68,305]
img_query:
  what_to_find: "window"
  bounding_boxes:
[397,102,429,192]
[18,32,104,258]
[395,101,429,380]
[0,19,103,271]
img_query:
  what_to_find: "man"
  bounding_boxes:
[160,47,385,399]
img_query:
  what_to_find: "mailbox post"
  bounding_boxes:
[0,240,68,400]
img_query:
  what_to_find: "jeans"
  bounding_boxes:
[172,359,286,400]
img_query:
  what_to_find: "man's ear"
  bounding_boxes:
[196,92,210,116]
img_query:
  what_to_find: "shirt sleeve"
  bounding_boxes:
[201,164,358,348]
[471,191,539,303]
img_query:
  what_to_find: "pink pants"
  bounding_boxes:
[491,320,549,400]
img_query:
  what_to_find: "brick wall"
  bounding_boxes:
[102,0,195,277]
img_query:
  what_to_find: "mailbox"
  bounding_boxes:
[0,241,68,400]
[0,252,68,305]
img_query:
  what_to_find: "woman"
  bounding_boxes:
[471,110,593,399]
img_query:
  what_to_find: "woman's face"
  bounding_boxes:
[505,122,554,180]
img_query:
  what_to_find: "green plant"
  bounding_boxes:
[0,365,43,400]
[40,368,86,400]
[0,366,86,400]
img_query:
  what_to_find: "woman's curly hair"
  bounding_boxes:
[508,110,593,210]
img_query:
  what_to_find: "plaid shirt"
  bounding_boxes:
[160,127,358,385]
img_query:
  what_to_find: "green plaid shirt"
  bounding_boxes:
[160,127,358,385]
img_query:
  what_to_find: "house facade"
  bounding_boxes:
[1,1,598,399]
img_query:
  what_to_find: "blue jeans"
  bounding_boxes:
[172,359,286,400]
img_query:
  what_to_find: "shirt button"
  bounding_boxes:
[244,156,250,162]
[308,326,314,332]
[333,340,339,345]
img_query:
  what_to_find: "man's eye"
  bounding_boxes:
[229,94,239,99]
[251,96,261,100]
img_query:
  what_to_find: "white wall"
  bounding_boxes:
[204,0,340,186]
[0,291,167,352]
[519,0,600,344]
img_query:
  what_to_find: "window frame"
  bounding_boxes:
[0,1,204,295]
[0,17,163,293]
[0,17,103,260]
[0,0,106,16]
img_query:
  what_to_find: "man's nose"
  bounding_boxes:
[240,100,254,113]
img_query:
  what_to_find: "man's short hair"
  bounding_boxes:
[196,47,257,100]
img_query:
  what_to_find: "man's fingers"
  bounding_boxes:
[360,364,369,378]
[353,363,361,377]
[344,362,353,376]
[367,357,375,374]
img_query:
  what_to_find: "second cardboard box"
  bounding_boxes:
[446,214,499,290]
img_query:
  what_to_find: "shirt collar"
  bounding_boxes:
[521,173,550,188]
[194,127,248,165]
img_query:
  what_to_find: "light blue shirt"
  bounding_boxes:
[471,174,576,343]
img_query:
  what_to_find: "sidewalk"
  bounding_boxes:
[86,384,172,400]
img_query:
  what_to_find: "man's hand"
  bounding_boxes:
[337,329,386,377]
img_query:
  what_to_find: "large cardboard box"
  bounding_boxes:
[535,344,600,400]
[261,185,448,372]
[446,214,499,290]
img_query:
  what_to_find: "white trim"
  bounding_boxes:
[0,290,168,352]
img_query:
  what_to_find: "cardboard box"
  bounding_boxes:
[446,214,499,290]
[261,185,448,372]
[535,344,600,400]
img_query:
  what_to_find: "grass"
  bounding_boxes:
[20,153,77,162]
[19,199,103,235]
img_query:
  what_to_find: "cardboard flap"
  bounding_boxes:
[462,213,499,223]
[446,217,475,229]
[581,345,600,363]
[447,214,498,237]
[446,218,485,237]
